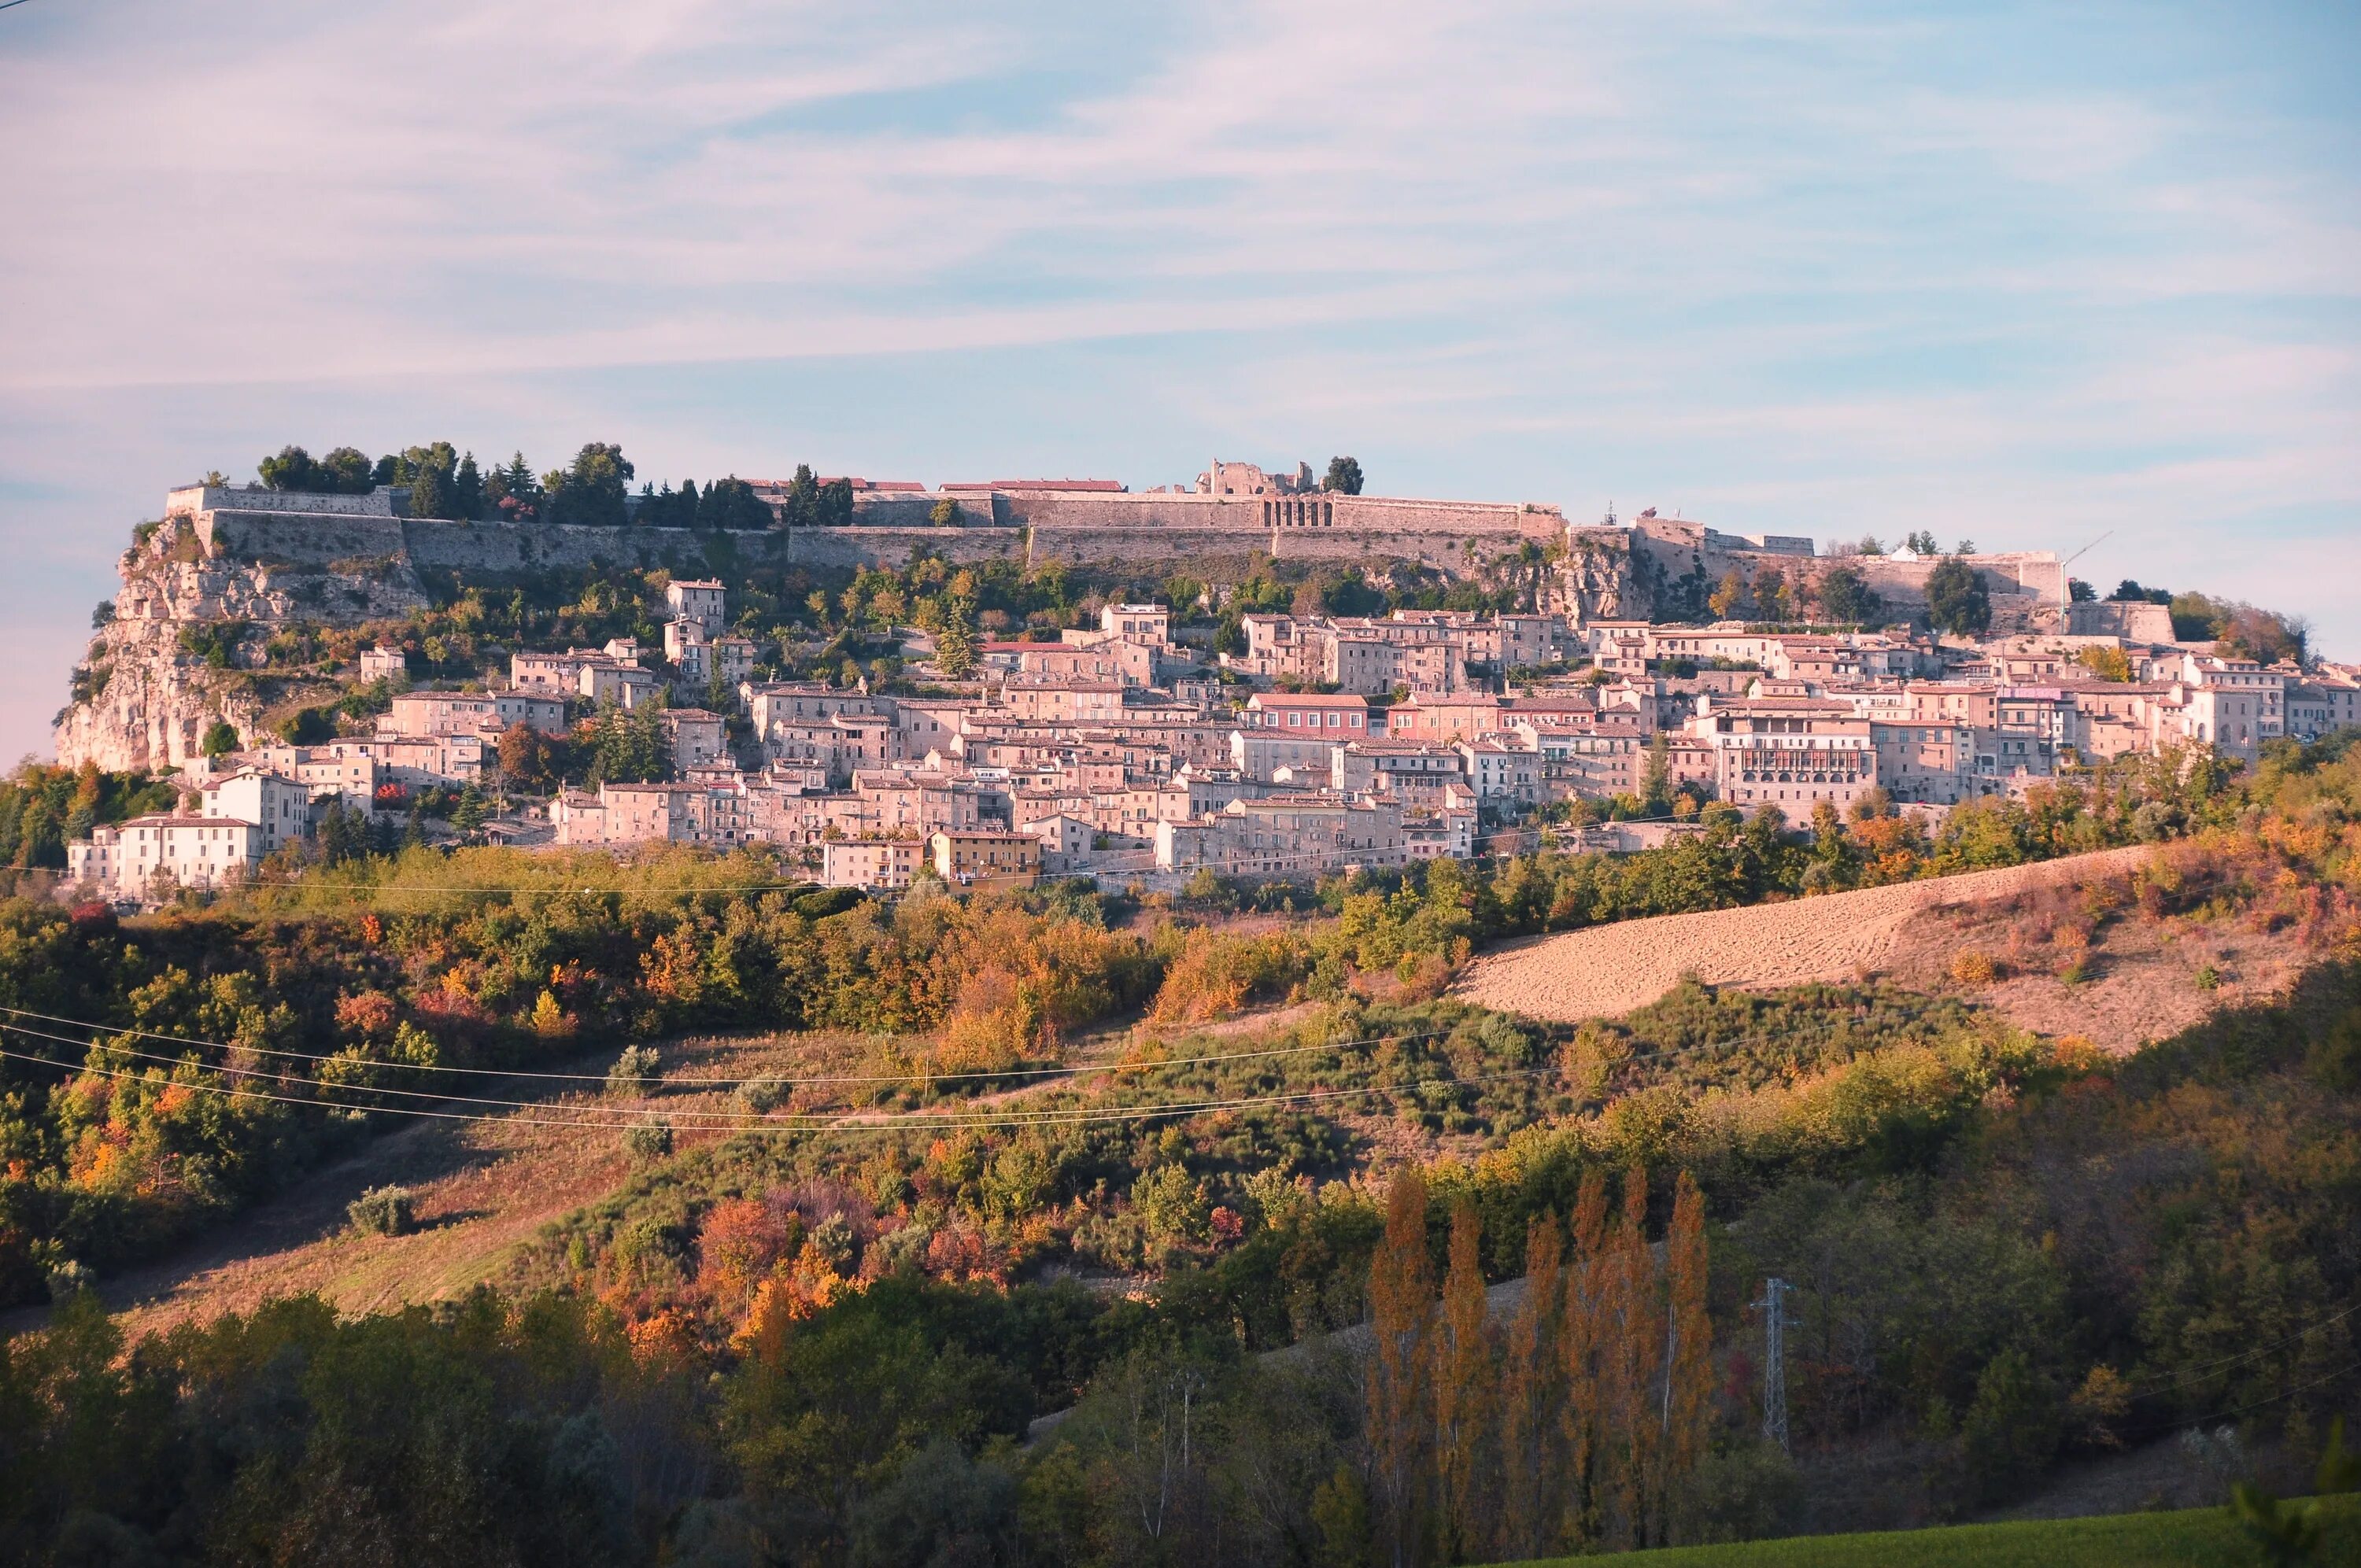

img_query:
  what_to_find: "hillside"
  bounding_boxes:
[54,461,1612,773]
[1455,844,2154,1027]
[0,725,2351,1563]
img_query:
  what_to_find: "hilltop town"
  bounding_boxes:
[52,449,2346,906]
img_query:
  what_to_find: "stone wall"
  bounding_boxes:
[168,484,408,518]
[195,492,1564,582]
[1628,516,2064,628]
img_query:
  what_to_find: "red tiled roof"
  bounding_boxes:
[940,478,1125,492]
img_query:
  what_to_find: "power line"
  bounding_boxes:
[0,1003,1447,1087]
[0,1006,1857,1134]
[2142,1354,2361,1440]
[0,1037,1577,1135]
[2125,1299,2361,1402]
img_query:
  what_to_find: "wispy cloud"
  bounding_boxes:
[0,0,2354,754]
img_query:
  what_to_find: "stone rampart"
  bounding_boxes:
[785,526,1026,570]
[171,485,408,518]
[1000,489,1562,540]
[200,510,412,566]
[197,508,1031,578]
[1630,516,2064,624]
[195,491,1564,583]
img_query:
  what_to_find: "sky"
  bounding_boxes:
[2,0,2356,762]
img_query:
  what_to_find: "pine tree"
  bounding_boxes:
[1498,1211,1565,1562]
[937,602,979,679]
[1367,1166,1435,1568]
[1435,1197,1494,1559]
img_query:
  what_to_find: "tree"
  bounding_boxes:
[1853,534,1886,555]
[1366,1166,1434,1566]
[497,723,560,788]
[1498,1212,1565,1562]
[1561,1171,1609,1550]
[1600,1165,1662,1549]
[200,719,240,758]
[1321,456,1364,496]
[2077,646,2132,682]
[1662,1173,1713,1515]
[452,452,484,518]
[937,609,979,680]
[405,463,453,521]
[1753,567,1790,624]
[257,445,320,492]
[581,702,668,785]
[320,446,375,493]
[778,464,822,528]
[2069,577,2097,603]
[486,452,541,521]
[1816,566,1879,626]
[818,477,855,527]
[1708,570,1746,620]
[544,443,634,528]
[1435,1197,1495,1561]
[929,496,960,527]
[1903,529,1939,555]
[700,476,774,530]
[1925,555,1991,636]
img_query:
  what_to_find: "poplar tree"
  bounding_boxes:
[1663,1171,1715,1500]
[1497,1211,1565,1561]
[1560,1171,1610,1549]
[1434,1197,1494,1560]
[1599,1164,1661,1549]
[1366,1166,1435,1568]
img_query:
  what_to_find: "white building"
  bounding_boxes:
[820,837,919,890]
[70,816,264,902]
[359,646,408,682]
[200,768,313,853]
[667,578,728,638]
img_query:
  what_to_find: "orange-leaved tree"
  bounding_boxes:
[1367,1165,1436,1568]
[1435,1196,1495,1559]
[1497,1209,1565,1561]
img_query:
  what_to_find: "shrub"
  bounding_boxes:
[737,1077,789,1114]
[1949,950,1998,986]
[2195,964,2222,991]
[608,1044,661,1098]
[625,1120,674,1161]
[348,1185,417,1236]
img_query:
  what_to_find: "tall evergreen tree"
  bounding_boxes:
[452,451,484,518]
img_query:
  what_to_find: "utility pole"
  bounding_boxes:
[1754,1277,1794,1454]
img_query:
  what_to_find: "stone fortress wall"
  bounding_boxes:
[183,463,1568,581]
[174,465,2062,616]
[1628,513,2067,625]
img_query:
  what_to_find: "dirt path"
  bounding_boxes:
[1454,846,2153,1024]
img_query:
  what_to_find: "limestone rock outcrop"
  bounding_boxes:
[55,517,428,773]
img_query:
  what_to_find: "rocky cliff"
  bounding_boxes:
[54,486,1651,773]
[57,516,430,773]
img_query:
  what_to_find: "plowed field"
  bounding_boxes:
[1454,845,2155,1024]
